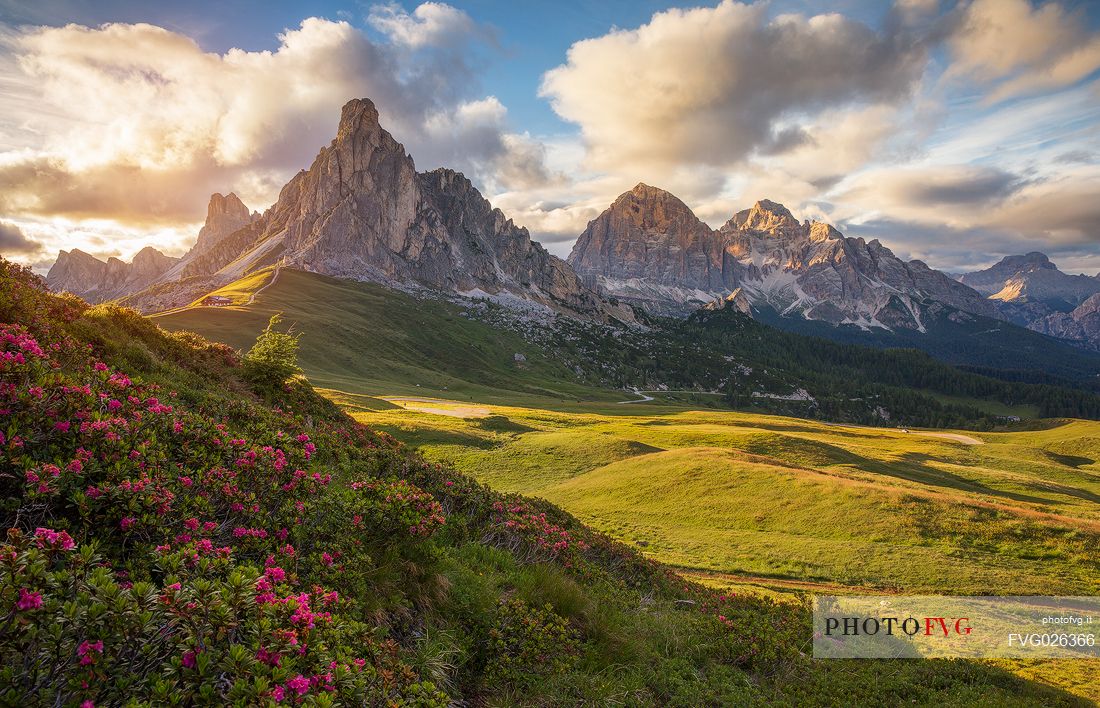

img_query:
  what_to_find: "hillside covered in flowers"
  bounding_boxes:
[0,258,1084,706]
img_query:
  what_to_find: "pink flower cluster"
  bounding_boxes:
[16,588,42,611]
[34,528,75,551]
[77,639,104,666]
[491,501,588,561]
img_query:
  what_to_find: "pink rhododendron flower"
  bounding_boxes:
[16,588,42,611]
[285,675,310,696]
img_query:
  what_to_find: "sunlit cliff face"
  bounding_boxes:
[1,0,1099,274]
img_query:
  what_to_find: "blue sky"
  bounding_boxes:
[0,0,923,135]
[1,0,1099,273]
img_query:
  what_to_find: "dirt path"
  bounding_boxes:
[821,420,984,445]
[618,389,726,404]
[244,263,281,306]
[384,397,492,418]
[917,432,983,445]
[681,569,899,595]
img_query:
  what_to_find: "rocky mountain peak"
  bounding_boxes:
[808,221,842,243]
[130,246,177,279]
[194,193,256,255]
[708,285,752,314]
[722,199,802,237]
[753,199,795,221]
[994,252,1055,273]
[206,192,250,222]
[57,248,100,266]
[959,250,1100,307]
[336,98,383,144]
[47,246,178,304]
[568,183,722,302]
[109,96,627,322]
[605,183,703,229]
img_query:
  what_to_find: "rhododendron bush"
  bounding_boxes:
[0,316,452,705]
[0,260,694,705]
[0,263,464,704]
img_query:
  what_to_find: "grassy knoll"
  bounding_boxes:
[343,401,1100,595]
[187,266,275,307]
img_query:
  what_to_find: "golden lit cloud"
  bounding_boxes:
[949,0,1100,102]
[0,10,546,266]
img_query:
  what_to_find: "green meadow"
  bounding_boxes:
[154,268,1100,702]
[154,267,1100,597]
[338,398,1100,595]
[340,400,1100,703]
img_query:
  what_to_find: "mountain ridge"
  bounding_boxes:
[51,98,633,323]
[569,185,996,331]
[46,245,179,303]
[957,253,1100,350]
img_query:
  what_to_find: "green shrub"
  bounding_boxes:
[484,598,578,689]
[242,314,302,391]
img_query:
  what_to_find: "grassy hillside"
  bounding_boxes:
[154,268,1100,428]
[345,400,1100,595]
[343,399,1100,703]
[154,268,621,406]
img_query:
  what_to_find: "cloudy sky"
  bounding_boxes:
[0,0,1098,274]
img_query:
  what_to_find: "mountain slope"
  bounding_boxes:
[151,268,1100,427]
[959,253,1100,351]
[960,252,1100,304]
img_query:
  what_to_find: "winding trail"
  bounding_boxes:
[618,389,728,404]
[245,263,281,306]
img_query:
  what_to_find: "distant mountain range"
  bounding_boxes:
[568,184,995,330]
[956,252,1100,351]
[41,96,1100,365]
[48,246,179,303]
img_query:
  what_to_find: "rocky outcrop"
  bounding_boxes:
[958,252,1058,296]
[113,98,630,322]
[958,251,1100,306]
[704,287,752,315]
[193,193,258,257]
[571,184,727,289]
[569,189,996,330]
[46,247,178,304]
[1031,293,1100,351]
